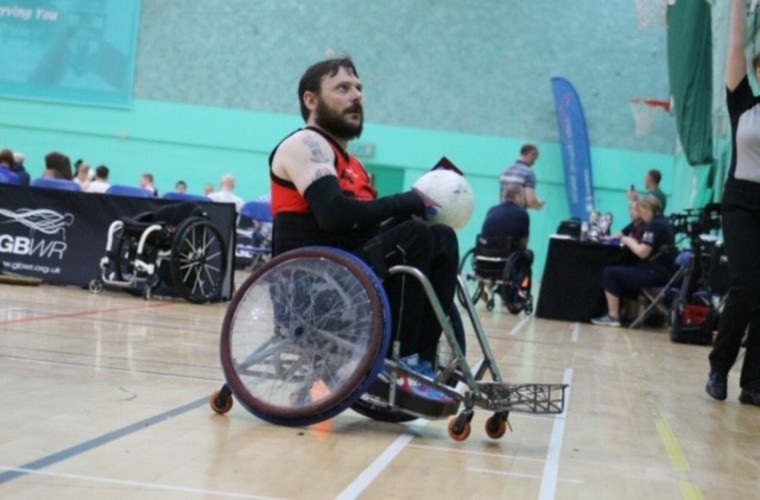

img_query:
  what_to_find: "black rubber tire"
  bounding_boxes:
[170,218,227,304]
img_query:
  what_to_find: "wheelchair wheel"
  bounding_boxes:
[457,248,484,307]
[502,252,532,315]
[220,247,391,427]
[169,218,227,304]
[350,305,466,423]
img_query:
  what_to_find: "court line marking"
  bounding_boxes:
[0,354,221,383]
[571,323,580,343]
[335,420,428,500]
[538,367,573,500]
[468,467,584,484]
[407,443,546,463]
[508,315,531,336]
[0,301,177,326]
[0,396,207,484]
[618,330,704,500]
[0,466,279,499]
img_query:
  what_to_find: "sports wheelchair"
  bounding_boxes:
[89,203,227,304]
[209,246,565,441]
[458,235,534,314]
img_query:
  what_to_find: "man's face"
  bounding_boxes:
[525,150,539,166]
[313,67,363,140]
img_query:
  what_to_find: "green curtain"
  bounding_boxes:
[667,0,713,166]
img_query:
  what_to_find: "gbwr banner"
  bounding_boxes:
[0,184,235,299]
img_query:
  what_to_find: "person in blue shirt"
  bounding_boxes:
[482,184,530,249]
[499,144,545,210]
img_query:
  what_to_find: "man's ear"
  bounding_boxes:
[303,91,319,114]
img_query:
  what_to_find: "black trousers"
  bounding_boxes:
[709,181,760,390]
[355,220,459,363]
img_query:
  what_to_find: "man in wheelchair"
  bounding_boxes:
[268,57,459,404]
[467,184,533,312]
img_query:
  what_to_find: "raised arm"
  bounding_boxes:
[727,0,748,91]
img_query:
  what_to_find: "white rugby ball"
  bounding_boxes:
[412,169,474,230]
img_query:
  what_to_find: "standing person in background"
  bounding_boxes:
[705,0,760,406]
[628,169,667,213]
[140,173,158,197]
[87,165,110,193]
[208,174,244,212]
[499,144,545,209]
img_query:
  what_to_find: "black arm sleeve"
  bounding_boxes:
[304,175,425,232]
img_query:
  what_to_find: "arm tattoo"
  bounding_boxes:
[304,134,331,164]
[310,167,334,183]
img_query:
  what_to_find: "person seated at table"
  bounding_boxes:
[591,195,675,327]
[612,201,645,242]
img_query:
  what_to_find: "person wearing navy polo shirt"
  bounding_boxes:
[481,184,530,249]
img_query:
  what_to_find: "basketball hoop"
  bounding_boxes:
[634,0,676,30]
[630,98,671,136]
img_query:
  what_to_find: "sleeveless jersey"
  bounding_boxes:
[270,127,376,214]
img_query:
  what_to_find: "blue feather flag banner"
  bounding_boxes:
[551,77,595,219]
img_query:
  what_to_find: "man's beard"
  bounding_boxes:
[315,99,363,141]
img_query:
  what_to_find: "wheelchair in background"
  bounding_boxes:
[89,203,227,304]
[458,235,534,314]
[209,246,566,441]
[235,201,273,271]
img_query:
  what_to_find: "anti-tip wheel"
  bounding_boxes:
[88,279,103,294]
[209,390,233,415]
[447,416,472,441]
[485,414,508,439]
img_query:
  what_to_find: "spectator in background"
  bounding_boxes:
[175,180,187,193]
[11,151,30,185]
[140,173,158,196]
[208,173,244,211]
[43,151,73,180]
[628,169,667,213]
[614,201,646,241]
[481,184,530,250]
[203,182,214,196]
[499,143,545,210]
[73,159,91,191]
[87,165,110,193]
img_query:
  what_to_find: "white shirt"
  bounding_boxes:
[208,190,244,212]
[88,180,111,193]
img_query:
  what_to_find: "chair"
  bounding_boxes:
[235,201,273,270]
[0,169,21,185]
[31,178,81,192]
[163,192,209,202]
[629,251,693,329]
[106,184,154,198]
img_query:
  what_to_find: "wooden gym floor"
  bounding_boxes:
[0,273,757,499]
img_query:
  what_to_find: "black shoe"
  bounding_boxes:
[739,388,760,406]
[705,371,727,401]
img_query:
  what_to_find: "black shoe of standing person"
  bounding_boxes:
[705,371,727,401]
[739,388,760,406]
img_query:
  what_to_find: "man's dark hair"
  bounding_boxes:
[45,151,73,180]
[647,169,662,185]
[95,165,109,179]
[520,144,538,156]
[298,57,359,121]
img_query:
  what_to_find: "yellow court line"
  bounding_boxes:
[619,330,704,500]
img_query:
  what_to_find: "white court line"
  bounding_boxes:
[0,466,280,499]
[407,443,546,463]
[571,323,580,343]
[508,315,531,336]
[468,467,583,484]
[539,367,573,500]
[336,420,428,500]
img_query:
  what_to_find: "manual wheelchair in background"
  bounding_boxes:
[89,203,227,304]
[458,235,534,314]
[209,246,565,441]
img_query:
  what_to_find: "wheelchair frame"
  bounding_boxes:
[210,247,566,441]
[89,215,227,304]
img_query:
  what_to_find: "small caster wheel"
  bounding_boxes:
[88,279,103,294]
[485,414,508,439]
[447,415,472,441]
[143,286,152,301]
[209,390,233,415]
[486,299,495,311]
